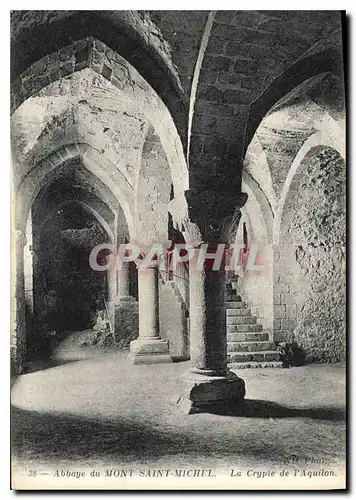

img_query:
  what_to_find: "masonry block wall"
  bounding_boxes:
[239,244,274,336]
[11,230,27,374]
[273,245,304,344]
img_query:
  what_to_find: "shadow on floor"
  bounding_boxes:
[24,358,82,374]
[209,399,346,421]
[11,406,199,464]
[11,395,345,466]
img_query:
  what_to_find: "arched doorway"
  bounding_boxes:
[29,200,111,361]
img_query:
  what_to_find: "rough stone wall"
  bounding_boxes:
[114,299,139,348]
[148,11,207,93]
[11,298,27,374]
[10,11,185,118]
[136,128,172,244]
[274,147,346,361]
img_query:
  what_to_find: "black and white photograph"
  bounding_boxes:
[9,9,347,490]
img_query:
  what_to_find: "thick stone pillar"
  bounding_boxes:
[189,249,228,373]
[170,189,248,414]
[129,260,171,364]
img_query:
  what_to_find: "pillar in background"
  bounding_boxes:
[117,260,130,300]
[129,256,171,364]
[106,253,117,325]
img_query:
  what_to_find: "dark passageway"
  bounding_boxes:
[30,201,109,361]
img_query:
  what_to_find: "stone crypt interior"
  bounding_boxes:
[11,10,346,473]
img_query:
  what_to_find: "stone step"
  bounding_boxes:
[227,323,262,333]
[227,332,269,342]
[226,302,247,310]
[227,341,275,352]
[226,295,241,302]
[227,350,280,363]
[226,307,251,317]
[226,315,256,325]
[228,361,284,369]
[226,308,249,316]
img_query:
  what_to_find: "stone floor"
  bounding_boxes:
[11,346,346,489]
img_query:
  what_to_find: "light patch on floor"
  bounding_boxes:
[11,348,346,477]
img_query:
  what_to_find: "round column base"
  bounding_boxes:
[128,338,172,365]
[175,369,246,414]
[118,295,136,304]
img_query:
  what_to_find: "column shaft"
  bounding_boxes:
[129,264,171,364]
[138,265,159,339]
[189,266,227,374]
[118,261,131,300]
[176,245,245,413]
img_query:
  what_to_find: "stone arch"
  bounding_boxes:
[11,11,187,143]
[274,130,346,244]
[15,143,135,237]
[22,162,121,349]
[11,39,189,203]
[241,170,273,245]
[244,45,344,155]
[38,200,115,244]
[244,135,277,215]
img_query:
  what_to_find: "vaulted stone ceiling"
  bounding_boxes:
[11,69,149,189]
[245,71,345,207]
[11,10,344,199]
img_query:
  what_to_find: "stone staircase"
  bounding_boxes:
[226,290,282,369]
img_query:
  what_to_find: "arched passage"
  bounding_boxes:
[24,161,122,361]
[11,36,190,372]
[31,201,110,355]
[14,145,135,366]
[11,40,189,203]
[10,12,188,149]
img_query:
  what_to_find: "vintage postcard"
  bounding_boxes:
[10,9,346,490]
